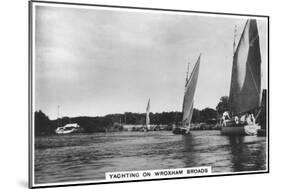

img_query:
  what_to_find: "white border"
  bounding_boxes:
[30,1,269,188]
[32,1,268,20]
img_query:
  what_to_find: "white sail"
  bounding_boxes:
[229,19,261,115]
[184,101,194,126]
[146,98,150,127]
[182,55,201,129]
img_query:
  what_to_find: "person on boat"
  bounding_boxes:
[223,111,230,118]
[222,111,230,127]
[246,113,253,125]
[250,113,256,125]
[240,114,246,124]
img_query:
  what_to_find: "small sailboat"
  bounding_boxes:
[221,19,262,136]
[146,98,151,130]
[173,55,201,135]
[141,99,151,132]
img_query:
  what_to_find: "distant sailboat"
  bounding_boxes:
[221,19,262,135]
[141,98,151,132]
[173,55,201,135]
[146,98,150,130]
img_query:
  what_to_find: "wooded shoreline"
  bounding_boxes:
[34,90,267,136]
[34,108,219,136]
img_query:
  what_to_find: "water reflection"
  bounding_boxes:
[228,136,266,172]
[35,131,266,184]
[182,134,196,167]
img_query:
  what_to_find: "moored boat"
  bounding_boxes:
[56,123,80,134]
[55,105,81,134]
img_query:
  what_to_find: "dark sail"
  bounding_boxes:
[229,19,261,115]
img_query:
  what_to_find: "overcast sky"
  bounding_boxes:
[34,4,268,119]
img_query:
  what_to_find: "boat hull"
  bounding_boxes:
[56,129,78,134]
[221,124,260,136]
[172,127,190,135]
[56,128,80,134]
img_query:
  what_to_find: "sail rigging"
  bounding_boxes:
[182,55,201,127]
[229,19,261,115]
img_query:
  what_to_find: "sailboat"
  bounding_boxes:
[141,99,151,132]
[146,98,151,130]
[221,19,262,136]
[173,55,201,135]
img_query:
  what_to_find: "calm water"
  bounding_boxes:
[35,130,267,184]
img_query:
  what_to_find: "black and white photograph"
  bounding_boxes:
[29,1,269,188]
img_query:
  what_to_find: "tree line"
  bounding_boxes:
[34,107,219,136]
[34,91,267,136]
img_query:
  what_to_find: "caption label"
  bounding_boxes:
[105,166,212,181]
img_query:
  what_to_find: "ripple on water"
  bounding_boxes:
[34,130,267,184]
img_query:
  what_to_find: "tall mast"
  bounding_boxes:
[184,60,190,92]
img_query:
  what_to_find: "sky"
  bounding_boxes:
[34,4,268,119]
